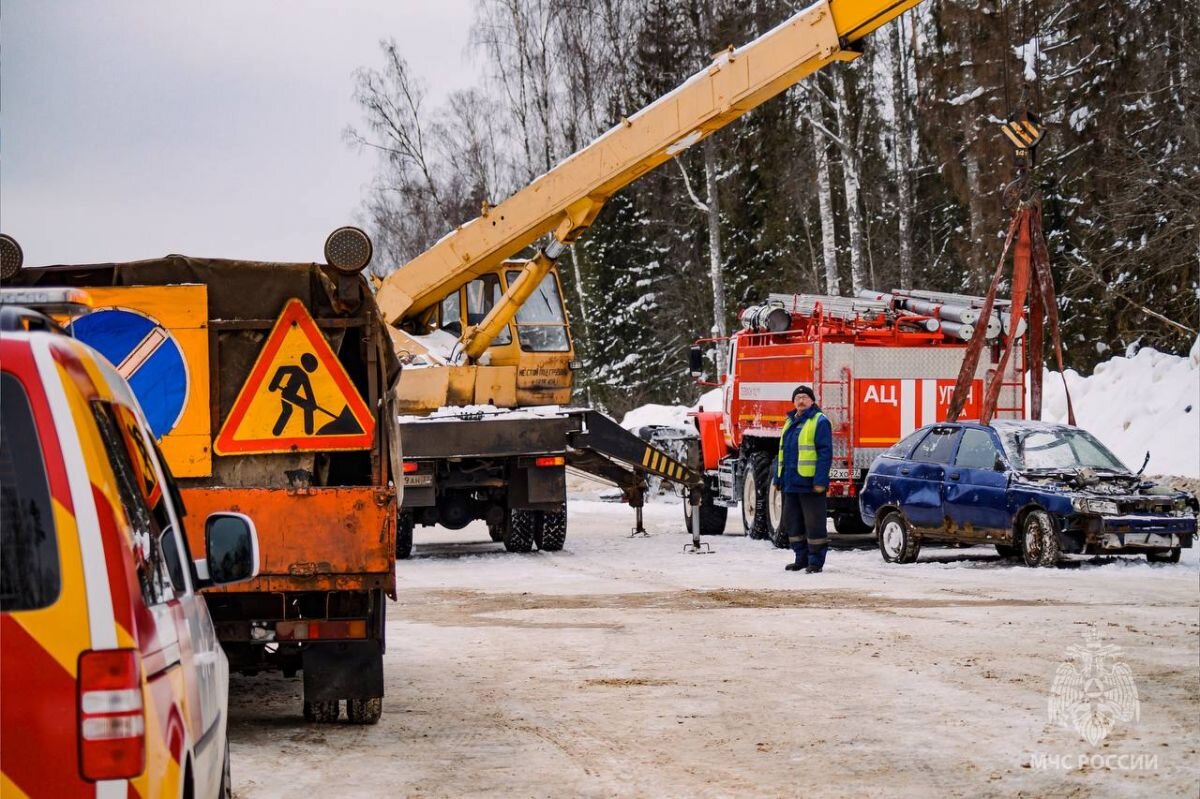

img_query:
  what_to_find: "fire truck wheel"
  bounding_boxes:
[1146,547,1181,564]
[537,508,568,551]
[396,512,414,560]
[683,490,728,536]
[878,511,920,564]
[743,452,775,540]
[347,697,383,725]
[504,509,537,552]
[303,699,341,723]
[488,522,506,542]
[1021,509,1061,567]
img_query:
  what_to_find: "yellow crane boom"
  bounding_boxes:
[376,0,921,359]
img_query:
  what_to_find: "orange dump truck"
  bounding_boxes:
[8,229,402,724]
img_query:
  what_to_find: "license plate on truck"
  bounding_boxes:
[403,474,433,487]
[830,468,851,480]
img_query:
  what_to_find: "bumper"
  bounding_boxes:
[1094,532,1192,551]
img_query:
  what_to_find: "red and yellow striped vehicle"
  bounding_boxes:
[1,293,259,798]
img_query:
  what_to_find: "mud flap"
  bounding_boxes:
[302,640,384,701]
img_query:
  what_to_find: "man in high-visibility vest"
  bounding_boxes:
[774,385,834,573]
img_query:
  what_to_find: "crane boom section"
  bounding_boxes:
[375,0,921,325]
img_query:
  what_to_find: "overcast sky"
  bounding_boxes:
[2,1,477,265]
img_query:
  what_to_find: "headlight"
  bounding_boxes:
[1072,497,1120,515]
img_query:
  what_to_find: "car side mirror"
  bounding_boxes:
[994,454,1006,472]
[204,512,260,586]
[688,346,704,378]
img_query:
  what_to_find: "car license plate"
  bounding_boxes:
[830,468,851,480]
[403,474,433,487]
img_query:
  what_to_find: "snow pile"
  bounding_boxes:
[619,387,723,431]
[1042,338,1200,477]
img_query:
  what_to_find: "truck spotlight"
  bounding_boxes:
[0,234,24,280]
[324,226,373,274]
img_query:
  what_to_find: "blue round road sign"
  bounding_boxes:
[72,308,189,438]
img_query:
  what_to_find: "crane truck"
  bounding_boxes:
[374,0,925,555]
[1,229,401,724]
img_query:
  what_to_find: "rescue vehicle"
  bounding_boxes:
[680,289,1028,546]
[0,289,259,798]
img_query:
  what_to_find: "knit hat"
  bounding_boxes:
[792,385,815,402]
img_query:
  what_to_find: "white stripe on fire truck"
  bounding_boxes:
[32,337,119,650]
[738,382,796,402]
[900,379,917,436]
[921,379,937,427]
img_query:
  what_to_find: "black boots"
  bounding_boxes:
[785,563,803,571]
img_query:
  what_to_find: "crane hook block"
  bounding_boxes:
[1000,112,1043,167]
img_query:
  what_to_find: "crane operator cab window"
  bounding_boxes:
[465,275,512,345]
[505,270,570,352]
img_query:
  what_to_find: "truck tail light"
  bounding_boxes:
[402,462,419,474]
[78,649,145,781]
[275,619,368,641]
[534,456,564,467]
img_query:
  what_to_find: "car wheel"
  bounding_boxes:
[742,452,774,540]
[1021,509,1061,567]
[395,512,414,560]
[878,511,920,564]
[1147,547,1181,564]
[684,489,729,536]
[994,543,1020,559]
[346,697,383,725]
[219,739,232,799]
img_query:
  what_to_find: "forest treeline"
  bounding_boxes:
[348,0,1199,415]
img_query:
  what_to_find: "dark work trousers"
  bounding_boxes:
[782,491,829,570]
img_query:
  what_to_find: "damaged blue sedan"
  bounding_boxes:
[858,420,1197,567]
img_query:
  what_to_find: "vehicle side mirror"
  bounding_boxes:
[688,346,703,378]
[204,512,260,586]
[994,454,1006,472]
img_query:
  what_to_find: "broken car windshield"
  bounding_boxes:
[999,427,1128,474]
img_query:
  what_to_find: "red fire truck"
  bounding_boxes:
[680,289,1028,547]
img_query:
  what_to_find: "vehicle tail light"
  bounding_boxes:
[534,456,564,467]
[275,619,368,641]
[402,462,419,474]
[78,649,145,781]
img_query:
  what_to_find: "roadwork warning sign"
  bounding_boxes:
[214,299,374,455]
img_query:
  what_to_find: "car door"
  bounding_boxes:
[943,427,1012,541]
[897,426,960,535]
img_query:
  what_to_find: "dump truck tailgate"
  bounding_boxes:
[181,486,396,596]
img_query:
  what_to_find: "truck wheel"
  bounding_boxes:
[488,522,506,542]
[504,509,536,552]
[683,490,728,536]
[878,511,920,563]
[1021,509,1061,567]
[537,508,568,551]
[396,512,414,560]
[1146,547,1181,564]
[346,697,383,725]
[743,452,776,540]
[303,700,340,723]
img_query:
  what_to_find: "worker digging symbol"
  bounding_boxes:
[268,352,363,437]
[214,298,375,455]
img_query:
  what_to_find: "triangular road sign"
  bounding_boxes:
[214,299,375,455]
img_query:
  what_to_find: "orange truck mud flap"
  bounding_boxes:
[181,487,396,598]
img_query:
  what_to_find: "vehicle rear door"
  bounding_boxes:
[944,427,1011,540]
[898,426,960,534]
[0,354,93,797]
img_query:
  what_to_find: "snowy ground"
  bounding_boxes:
[229,498,1199,798]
